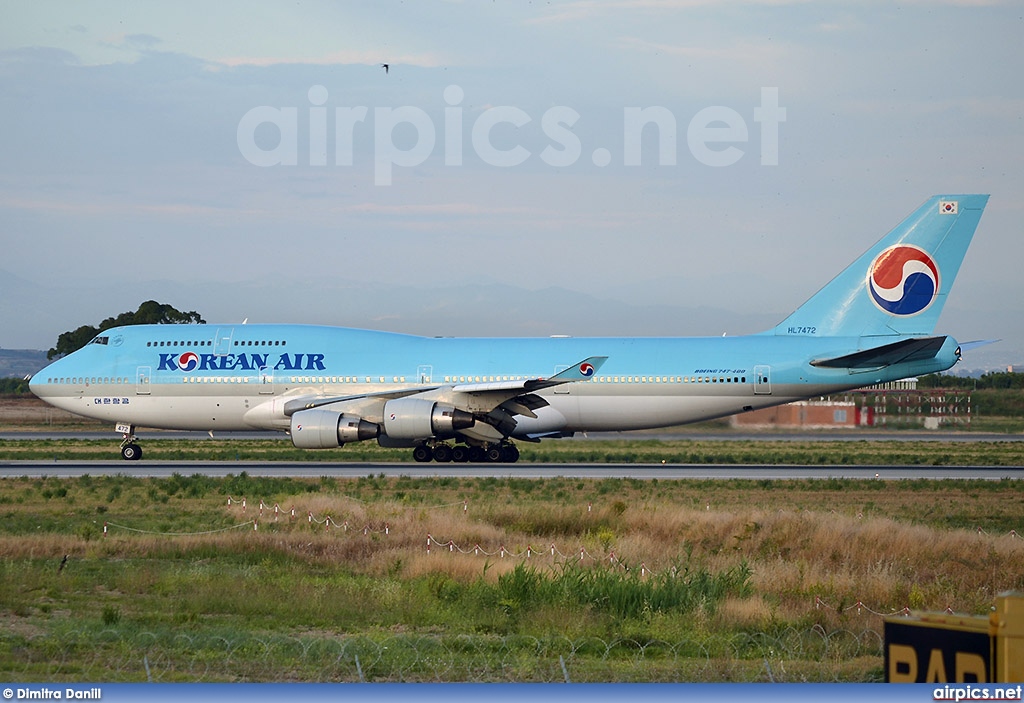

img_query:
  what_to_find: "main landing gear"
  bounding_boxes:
[412,441,520,464]
[119,426,143,461]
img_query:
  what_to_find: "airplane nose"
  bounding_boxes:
[28,371,45,398]
[29,358,61,399]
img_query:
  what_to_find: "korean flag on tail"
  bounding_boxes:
[939,200,958,215]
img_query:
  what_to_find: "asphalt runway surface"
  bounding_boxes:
[2,430,1022,442]
[4,429,1021,479]
[2,460,1022,480]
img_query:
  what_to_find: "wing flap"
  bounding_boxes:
[499,393,548,419]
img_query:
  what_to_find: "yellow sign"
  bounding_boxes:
[885,592,1023,683]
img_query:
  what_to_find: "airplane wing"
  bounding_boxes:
[283,356,607,424]
[283,386,437,417]
[810,336,948,369]
[452,356,607,392]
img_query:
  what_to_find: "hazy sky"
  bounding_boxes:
[1,1,1021,367]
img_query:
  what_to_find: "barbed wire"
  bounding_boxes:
[102,520,255,537]
[3,627,886,683]
[100,507,1012,619]
[226,495,1024,540]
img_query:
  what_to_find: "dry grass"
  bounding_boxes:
[2,474,1023,682]
[10,478,1015,617]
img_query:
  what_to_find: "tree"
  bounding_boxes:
[47,301,206,359]
[0,378,30,394]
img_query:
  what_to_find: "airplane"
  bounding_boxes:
[29,194,989,463]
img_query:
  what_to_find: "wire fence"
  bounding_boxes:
[5,626,885,682]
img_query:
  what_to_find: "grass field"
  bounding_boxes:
[2,471,1022,681]
[2,434,1023,466]
[2,397,1023,680]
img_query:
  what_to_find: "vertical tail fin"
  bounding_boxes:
[771,194,988,338]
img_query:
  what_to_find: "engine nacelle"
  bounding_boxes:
[290,408,380,449]
[382,397,474,440]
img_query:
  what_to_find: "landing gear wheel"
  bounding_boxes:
[412,444,432,463]
[121,443,143,461]
[432,444,453,463]
[502,444,520,463]
[468,446,485,463]
[451,445,469,463]
[485,446,504,463]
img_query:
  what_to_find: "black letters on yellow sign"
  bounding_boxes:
[885,621,992,683]
[888,644,989,682]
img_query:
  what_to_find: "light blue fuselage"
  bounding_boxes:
[30,323,960,434]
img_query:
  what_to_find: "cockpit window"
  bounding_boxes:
[89,336,109,346]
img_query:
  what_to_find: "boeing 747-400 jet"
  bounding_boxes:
[30,194,989,463]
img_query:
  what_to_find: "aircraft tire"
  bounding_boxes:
[485,446,504,463]
[412,445,432,463]
[502,445,520,463]
[433,444,453,463]
[121,443,142,461]
[468,446,485,463]
[452,445,469,463]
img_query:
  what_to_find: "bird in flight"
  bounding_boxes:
[380,63,389,74]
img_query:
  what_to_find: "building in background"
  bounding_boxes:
[731,379,972,429]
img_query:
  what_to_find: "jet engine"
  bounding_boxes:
[382,397,474,439]
[290,408,380,449]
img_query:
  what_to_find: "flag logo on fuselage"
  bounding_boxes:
[177,352,199,372]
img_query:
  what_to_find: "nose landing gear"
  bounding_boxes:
[118,424,143,461]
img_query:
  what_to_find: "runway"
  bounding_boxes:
[2,460,1022,480]
[2,430,1022,442]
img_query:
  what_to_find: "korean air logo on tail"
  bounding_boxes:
[579,362,595,377]
[177,352,200,372]
[867,245,940,316]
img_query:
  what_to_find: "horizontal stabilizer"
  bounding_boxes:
[958,339,1000,353]
[811,336,948,369]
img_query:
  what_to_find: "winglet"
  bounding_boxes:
[510,356,608,393]
[451,357,607,394]
[547,356,607,382]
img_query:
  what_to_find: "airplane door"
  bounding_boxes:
[136,366,151,395]
[753,365,772,395]
[214,328,234,355]
[417,365,432,384]
[259,366,274,395]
